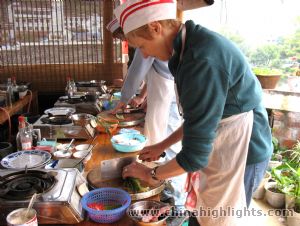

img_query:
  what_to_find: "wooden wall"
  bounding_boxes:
[0,63,123,93]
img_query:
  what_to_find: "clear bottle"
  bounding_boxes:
[12,76,19,101]
[6,78,13,107]
[65,76,76,98]
[17,115,33,150]
[70,78,77,95]
[65,76,71,96]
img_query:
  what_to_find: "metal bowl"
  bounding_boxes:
[70,113,94,126]
[126,201,169,226]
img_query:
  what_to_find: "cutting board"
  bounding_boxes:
[97,111,145,127]
[86,164,165,200]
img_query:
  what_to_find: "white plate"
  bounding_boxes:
[44,107,75,116]
[1,150,52,169]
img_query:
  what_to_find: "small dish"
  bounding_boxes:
[73,150,91,160]
[57,143,74,151]
[75,144,93,152]
[53,150,72,158]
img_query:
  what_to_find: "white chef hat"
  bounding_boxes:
[106,18,121,33]
[114,0,177,34]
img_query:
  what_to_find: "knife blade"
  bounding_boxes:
[100,156,137,180]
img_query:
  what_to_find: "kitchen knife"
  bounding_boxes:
[100,156,137,180]
[100,152,166,180]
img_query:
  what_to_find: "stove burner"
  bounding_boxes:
[0,170,56,200]
[65,98,84,104]
[41,115,72,125]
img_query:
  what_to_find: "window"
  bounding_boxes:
[1,0,121,66]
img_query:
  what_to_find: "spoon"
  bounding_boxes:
[63,139,75,154]
[25,193,37,218]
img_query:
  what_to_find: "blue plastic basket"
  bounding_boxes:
[81,187,131,223]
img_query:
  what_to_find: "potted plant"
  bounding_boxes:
[252,171,271,199]
[268,136,285,169]
[285,163,300,226]
[253,67,281,89]
[264,164,293,208]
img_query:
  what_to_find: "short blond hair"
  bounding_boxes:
[126,19,180,40]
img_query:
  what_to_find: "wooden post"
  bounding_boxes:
[103,0,114,65]
[177,8,183,21]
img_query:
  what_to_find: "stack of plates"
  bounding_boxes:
[1,150,52,170]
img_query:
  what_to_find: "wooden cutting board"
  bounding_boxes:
[87,166,165,201]
[97,111,145,127]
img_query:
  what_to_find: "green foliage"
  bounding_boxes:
[252,67,281,76]
[248,16,300,74]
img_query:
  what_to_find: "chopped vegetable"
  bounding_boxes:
[116,113,125,120]
[87,203,122,210]
[104,204,122,210]
[124,177,149,193]
[88,203,105,210]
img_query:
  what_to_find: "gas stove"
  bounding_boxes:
[33,115,95,140]
[54,96,102,115]
[0,168,85,224]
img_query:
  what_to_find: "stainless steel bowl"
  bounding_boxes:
[70,113,94,126]
[126,201,169,226]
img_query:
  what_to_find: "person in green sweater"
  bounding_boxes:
[115,1,272,225]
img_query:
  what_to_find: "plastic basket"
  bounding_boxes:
[81,187,131,223]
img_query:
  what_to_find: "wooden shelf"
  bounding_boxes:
[0,90,38,124]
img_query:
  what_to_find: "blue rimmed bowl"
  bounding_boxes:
[111,133,147,153]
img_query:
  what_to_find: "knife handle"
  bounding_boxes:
[160,152,166,158]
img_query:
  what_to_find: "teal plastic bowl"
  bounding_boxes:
[111,133,147,153]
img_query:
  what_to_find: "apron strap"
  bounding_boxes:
[173,24,186,116]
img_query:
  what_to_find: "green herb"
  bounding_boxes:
[96,118,112,137]
[123,177,149,193]
[116,113,125,120]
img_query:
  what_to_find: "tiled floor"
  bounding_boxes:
[249,199,287,226]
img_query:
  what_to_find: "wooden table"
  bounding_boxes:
[0,90,38,124]
[63,129,156,226]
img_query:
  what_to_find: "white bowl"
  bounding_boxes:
[73,150,91,161]
[56,143,74,151]
[53,150,72,158]
[75,144,92,152]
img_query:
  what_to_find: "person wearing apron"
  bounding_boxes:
[107,20,187,206]
[115,1,273,225]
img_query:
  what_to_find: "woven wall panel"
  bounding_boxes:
[0,63,123,93]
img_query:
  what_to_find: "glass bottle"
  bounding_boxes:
[6,78,13,107]
[12,76,19,101]
[17,115,33,150]
[65,76,71,96]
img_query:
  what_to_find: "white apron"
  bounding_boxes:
[143,66,174,146]
[184,111,253,226]
[175,24,253,225]
[143,66,187,206]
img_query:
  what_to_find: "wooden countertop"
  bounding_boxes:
[69,128,153,226]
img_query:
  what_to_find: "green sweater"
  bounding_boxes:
[169,20,272,172]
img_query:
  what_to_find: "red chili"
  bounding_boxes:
[88,202,105,210]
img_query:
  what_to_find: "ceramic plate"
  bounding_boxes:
[44,107,75,116]
[1,150,52,169]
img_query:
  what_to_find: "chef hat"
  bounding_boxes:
[114,0,177,34]
[106,18,121,33]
